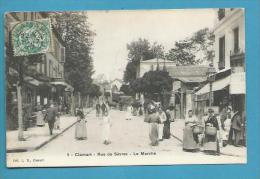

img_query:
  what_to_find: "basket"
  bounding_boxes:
[205,126,217,136]
[193,125,204,134]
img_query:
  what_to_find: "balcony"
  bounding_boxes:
[230,48,245,61]
[230,49,245,73]
[218,60,225,70]
[218,9,225,21]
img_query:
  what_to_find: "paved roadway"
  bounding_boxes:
[10,109,246,166]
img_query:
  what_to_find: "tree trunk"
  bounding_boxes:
[17,83,24,141]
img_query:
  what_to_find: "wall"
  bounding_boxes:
[213,9,245,72]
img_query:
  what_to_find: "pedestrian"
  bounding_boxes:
[168,104,175,122]
[101,102,112,145]
[96,100,101,117]
[54,103,61,130]
[145,104,160,146]
[44,102,58,135]
[75,109,87,140]
[183,110,199,152]
[158,107,166,141]
[35,104,45,127]
[126,104,132,120]
[203,108,220,155]
[222,107,232,147]
[163,105,174,139]
[229,111,242,147]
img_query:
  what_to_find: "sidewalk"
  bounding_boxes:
[7,108,93,153]
[171,119,247,157]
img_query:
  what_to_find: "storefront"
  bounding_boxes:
[195,71,246,116]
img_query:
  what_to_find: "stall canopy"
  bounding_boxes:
[195,76,230,95]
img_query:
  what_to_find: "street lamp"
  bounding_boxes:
[207,63,216,107]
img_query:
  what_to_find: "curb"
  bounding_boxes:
[170,133,245,158]
[7,108,93,153]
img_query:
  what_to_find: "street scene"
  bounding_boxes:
[5,9,246,167]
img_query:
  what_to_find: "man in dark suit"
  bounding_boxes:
[44,102,58,135]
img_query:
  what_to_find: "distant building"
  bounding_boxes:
[110,79,123,93]
[195,8,245,114]
[167,66,209,119]
[137,58,176,78]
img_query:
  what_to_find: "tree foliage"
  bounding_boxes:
[129,70,172,96]
[166,28,214,65]
[120,84,134,96]
[141,70,173,95]
[52,12,95,94]
[123,38,165,83]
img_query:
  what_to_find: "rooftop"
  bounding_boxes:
[141,58,176,64]
[167,65,209,83]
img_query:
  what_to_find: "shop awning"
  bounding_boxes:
[195,76,230,95]
[24,76,41,86]
[50,81,74,91]
[230,72,246,94]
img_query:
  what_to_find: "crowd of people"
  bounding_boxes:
[144,101,174,146]
[182,107,245,156]
[34,97,245,153]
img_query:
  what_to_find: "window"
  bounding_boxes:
[24,13,27,21]
[233,27,239,53]
[218,9,225,20]
[49,60,53,77]
[31,12,34,20]
[150,65,154,71]
[44,56,47,75]
[219,36,225,69]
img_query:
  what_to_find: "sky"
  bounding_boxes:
[87,9,216,81]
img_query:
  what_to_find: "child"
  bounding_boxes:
[75,109,87,140]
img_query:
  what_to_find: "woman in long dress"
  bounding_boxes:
[222,108,232,147]
[158,107,166,141]
[183,110,199,152]
[101,102,112,145]
[54,104,61,130]
[146,105,160,146]
[203,108,220,155]
[126,104,132,120]
[75,109,87,140]
[35,105,45,127]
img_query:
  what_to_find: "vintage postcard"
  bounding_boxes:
[5,9,246,167]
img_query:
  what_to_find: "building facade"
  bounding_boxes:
[137,58,176,78]
[5,12,72,130]
[195,8,245,115]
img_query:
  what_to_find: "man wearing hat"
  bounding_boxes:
[44,101,58,135]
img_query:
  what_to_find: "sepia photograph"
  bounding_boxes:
[5,8,246,167]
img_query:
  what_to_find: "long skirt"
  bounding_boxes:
[183,125,199,151]
[36,112,45,127]
[75,120,87,140]
[203,133,219,154]
[158,123,164,140]
[149,123,159,146]
[54,117,60,130]
[163,121,171,139]
[102,122,110,141]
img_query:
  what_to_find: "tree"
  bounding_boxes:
[123,38,165,83]
[142,70,173,95]
[52,12,95,95]
[130,78,144,93]
[120,84,134,96]
[166,28,214,65]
